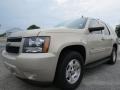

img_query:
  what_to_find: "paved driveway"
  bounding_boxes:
[0,47,120,90]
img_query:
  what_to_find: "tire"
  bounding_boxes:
[108,47,117,64]
[54,51,84,90]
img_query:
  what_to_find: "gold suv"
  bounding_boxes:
[2,17,118,90]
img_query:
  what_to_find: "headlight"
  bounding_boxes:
[23,36,50,53]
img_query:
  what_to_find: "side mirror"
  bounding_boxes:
[88,27,104,32]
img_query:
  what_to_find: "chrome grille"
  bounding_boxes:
[7,37,22,42]
[6,37,22,53]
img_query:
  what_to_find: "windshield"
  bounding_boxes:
[55,18,87,29]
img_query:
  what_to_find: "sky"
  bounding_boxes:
[0,0,120,33]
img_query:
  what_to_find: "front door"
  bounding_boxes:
[87,19,106,63]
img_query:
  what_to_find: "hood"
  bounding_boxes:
[9,27,84,37]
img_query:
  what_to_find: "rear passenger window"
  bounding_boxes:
[104,28,110,35]
[101,22,110,35]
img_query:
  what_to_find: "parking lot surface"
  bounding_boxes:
[0,46,120,90]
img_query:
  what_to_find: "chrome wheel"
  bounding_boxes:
[66,59,81,84]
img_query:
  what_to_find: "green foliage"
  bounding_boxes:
[27,25,40,30]
[0,33,6,37]
[115,25,120,37]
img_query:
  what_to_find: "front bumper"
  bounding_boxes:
[2,50,57,82]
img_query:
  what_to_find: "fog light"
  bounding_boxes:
[24,72,38,80]
[28,75,37,80]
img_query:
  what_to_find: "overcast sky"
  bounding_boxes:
[0,0,120,33]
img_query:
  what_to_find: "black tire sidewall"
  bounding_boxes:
[110,47,117,64]
[57,51,84,90]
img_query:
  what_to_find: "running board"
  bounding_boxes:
[85,57,110,69]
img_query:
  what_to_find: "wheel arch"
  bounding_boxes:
[54,45,86,82]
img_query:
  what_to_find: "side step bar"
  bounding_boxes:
[85,57,110,69]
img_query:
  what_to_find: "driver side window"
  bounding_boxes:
[89,19,102,34]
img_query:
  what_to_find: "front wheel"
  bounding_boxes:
[54,51,84,90]
[108,47,117,64]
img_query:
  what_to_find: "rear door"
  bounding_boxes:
[101,22,113,57]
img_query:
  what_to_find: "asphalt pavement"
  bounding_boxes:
[0,46,120,90]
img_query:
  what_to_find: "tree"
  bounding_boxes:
[0,33,6,37]
[115,25,120,37]
[27,25,40,30]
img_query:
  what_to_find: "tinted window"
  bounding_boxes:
[106,24,114,34]
[102,23,110,35]
[89,19,102,34]
[55,18,87,29]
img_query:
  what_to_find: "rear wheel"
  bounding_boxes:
[54,51,84,90]
[108,47,117,64]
